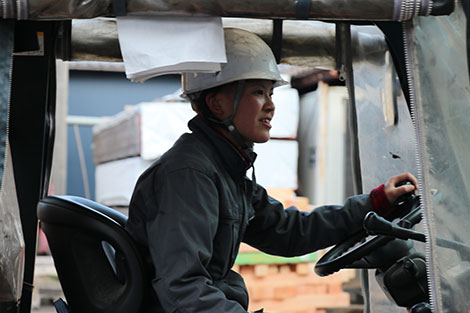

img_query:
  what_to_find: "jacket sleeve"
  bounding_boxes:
[142,167,247,313]
[242,184,373,257]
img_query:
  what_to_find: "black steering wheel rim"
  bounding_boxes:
[314,196,421,277]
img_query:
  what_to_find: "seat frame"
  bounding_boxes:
[37,195,147,313]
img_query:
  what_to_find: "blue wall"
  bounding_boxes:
[67,70,181,199]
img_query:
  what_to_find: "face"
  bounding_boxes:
[207,79,275,145]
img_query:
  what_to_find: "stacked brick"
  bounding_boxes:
[233,189,358,313]
[235,263,355,313]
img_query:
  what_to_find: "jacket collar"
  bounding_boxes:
[188,116,256,179]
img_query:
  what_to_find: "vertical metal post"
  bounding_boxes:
[335,22,369,313]
[9,21,58,313]
[335,23,363,194]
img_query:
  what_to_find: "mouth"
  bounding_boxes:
[260,118,272,128]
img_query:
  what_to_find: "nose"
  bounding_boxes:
[264,96,275,112]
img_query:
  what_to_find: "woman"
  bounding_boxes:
[126,27,418,313]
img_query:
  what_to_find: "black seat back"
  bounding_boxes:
[37,195,146,313]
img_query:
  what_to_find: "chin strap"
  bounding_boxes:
[208,80,249,150]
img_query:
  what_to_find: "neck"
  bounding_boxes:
[215,126,253,149]
[213,127,254,166]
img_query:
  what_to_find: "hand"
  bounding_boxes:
[384,172,418,204]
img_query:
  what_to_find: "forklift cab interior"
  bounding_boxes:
[1,0,470,313]
[37,184,426,313]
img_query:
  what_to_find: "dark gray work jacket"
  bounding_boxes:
[126,116,373,313]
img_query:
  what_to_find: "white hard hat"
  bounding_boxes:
[181,28,287,96]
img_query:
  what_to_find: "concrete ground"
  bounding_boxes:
[32,306,56,313]
[31,255,63,313]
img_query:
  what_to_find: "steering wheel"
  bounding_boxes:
[314,195,421,277]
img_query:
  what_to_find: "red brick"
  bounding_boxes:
[279,264,292,274]
[295,263,310,276]
[327,282,344,294]
[269,264,279,275]
[254,264,270,277]
[240,265,254,276]
[239,243,259,253]
[297,284,328,294]
[273,285,297,300]
[251,285,275,301]
[249,292,350,313]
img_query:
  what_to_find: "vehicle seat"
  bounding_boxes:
[37,195,147,313]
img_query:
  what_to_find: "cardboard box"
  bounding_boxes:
[254,139,298,190]
[93,101,195,165]
[270,85,299,139]
[95,156,152,206]
[93,85,299,165]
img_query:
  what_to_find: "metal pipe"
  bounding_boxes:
[68,18,387,68]
[8,0,453,21]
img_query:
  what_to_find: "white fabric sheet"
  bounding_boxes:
[116,16,226,82]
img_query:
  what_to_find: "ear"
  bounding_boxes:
[205,92,225,118]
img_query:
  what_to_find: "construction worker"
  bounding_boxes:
[126,27,418,313]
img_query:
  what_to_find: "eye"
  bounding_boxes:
[254,89,264,95]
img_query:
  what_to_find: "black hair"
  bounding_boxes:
[190,88,216,120]
[189,82,237,121]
